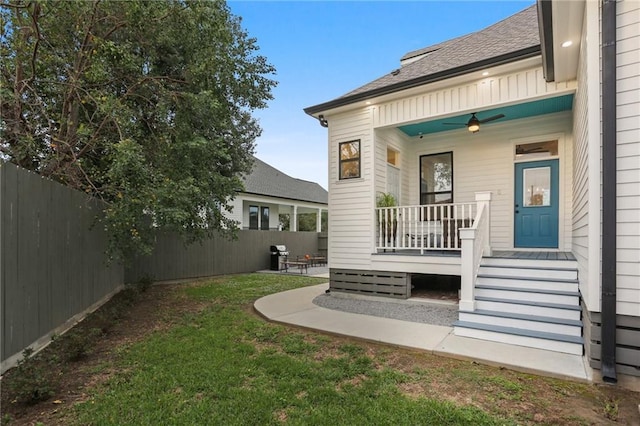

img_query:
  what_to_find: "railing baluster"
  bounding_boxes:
[376,201,480,253]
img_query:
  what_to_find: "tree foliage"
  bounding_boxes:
[1,0,276,258]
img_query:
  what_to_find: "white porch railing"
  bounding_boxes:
[375,202,476,253]
[459,192,492,312]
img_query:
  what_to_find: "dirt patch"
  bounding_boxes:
[1,281,639,425]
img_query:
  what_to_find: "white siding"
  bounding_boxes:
[572,3,597,311]
[616,0,640,316]
[327,109,374,270]
[226,197,244,225]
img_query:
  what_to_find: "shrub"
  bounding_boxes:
[60,328,103,362]
[6,348,55,405]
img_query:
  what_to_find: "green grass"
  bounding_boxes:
[71,273,513,425]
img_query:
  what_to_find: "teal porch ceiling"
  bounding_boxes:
[398,94,574,137]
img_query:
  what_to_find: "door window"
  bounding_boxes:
[523,167,551,207]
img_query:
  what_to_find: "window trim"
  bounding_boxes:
[339,139,361,180]
[419,151,454,205]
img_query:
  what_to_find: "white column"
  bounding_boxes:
[291,205,297,232]
[459,228,476,312]
[316,208,322,232]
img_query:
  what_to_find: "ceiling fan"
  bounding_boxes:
[443,112,505,133]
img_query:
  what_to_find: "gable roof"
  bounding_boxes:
[305,4,540,115]
[241,157,328,205]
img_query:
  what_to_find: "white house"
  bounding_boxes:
[227,156,328,232]
[305,1,639,384]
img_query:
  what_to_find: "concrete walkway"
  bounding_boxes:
[254,283,592,382]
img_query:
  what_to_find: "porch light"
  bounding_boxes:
[467,115,480,133]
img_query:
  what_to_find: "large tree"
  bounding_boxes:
[1,0,276,258]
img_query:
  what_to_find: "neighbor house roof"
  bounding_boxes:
[305,4,540,115]
[241,157,328,205]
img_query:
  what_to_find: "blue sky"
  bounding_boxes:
[227,1,534,189]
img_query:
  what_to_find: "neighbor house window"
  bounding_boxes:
[420,152,453,204]
[249,205,259,229]
[261,207,270,230]
[339,140,360,179]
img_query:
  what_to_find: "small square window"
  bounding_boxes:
[339,140,360,180]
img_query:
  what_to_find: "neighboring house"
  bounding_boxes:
[227,156,328,231]
[305,1,639,384]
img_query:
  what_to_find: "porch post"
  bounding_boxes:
[291,205,297,232]
[316,208,322,232]
[459,228,476,312]
[475,191,492,256]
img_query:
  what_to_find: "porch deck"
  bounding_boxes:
[489,251,576,261]
[374,249,575,261]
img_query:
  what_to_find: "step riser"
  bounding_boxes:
[458,312,582,337]
[475,288,579,305]
[454,327,583,355]
[482,257,577,269]
[479,266,577,280]
[476,276,578,293]
[476,300,581,321]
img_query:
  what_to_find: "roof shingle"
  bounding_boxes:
[242,157,328,205]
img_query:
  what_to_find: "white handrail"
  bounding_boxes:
[375,202,476,252]
[459,192,492,312]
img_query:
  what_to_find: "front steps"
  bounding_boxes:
[454,256,583,355]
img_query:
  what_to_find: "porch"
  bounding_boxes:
[362,194,583,355]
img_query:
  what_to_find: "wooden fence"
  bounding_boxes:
[0,162,123,369]
[1,162,324,370]
[125,230,322,283]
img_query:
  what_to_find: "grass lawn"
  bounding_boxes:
[2,273,638,425]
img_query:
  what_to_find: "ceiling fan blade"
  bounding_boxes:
[478,114,505,123]
[442,122,466,126]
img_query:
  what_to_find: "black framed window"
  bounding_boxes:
[339,140,360,179]
[420,152,453,205]
[261,207,269,230]
[249,205,259,229]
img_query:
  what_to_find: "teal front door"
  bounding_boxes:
[514,160,559,248]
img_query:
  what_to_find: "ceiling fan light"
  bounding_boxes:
[467,114,480,133]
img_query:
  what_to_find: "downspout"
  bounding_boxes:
[600,0,617,384]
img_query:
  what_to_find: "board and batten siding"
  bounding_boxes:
[372,63,576,129]
[400,112,573,251]
[616,0,640,317]
[328,109,375,270]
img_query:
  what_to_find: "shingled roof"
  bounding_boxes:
[241,157,328,205]
[305,4,540,115]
